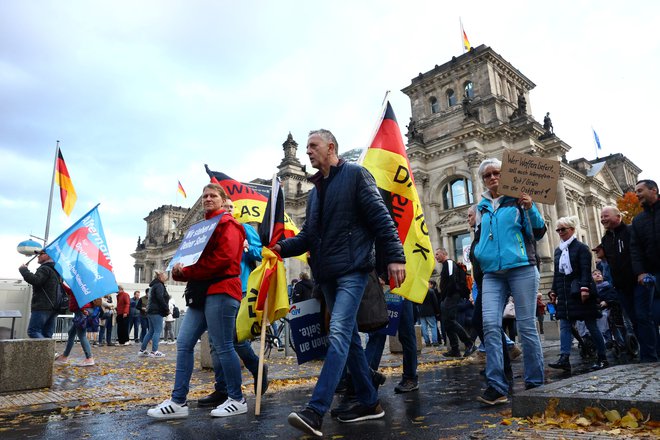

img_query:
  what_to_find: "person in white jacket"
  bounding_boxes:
[164,299,176,344]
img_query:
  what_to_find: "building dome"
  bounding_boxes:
[17,239,43,256]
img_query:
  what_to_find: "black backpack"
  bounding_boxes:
[172,304,180,319]
[43,266,69,314]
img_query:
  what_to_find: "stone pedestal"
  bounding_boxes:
[0,339,55,392]
[199,332,213,369]
[389,325,423,353]
[543,320,560,340]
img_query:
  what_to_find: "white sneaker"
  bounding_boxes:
[137,350,149,357]
[77,357,95,367]
[147,399,189,419]
[210,397,247,417]
[149,351,165,358]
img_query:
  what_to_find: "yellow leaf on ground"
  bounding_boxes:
[501,419,513,426]
[621,414,639,429]
[575,417,591,427]
[584,406,605,421]
[604,410,621,422]
[627,408,643,420]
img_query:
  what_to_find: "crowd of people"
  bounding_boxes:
[17,130,658,437]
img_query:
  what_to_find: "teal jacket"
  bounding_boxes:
[474,193,546,273]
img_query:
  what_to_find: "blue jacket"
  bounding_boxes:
[278,160,405,282]
[240,223,262,292]
[474,194,546,273]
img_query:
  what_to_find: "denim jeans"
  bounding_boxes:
[420,316,438,345]
[99,315,113,344]
[307,271,376,416]
[139,316,149,342]
[559,318,606,357]
[63,312,92,359]
[211,338,260,393]
[619,283,658,362]
[129,316,140,340]
[482,265,544,394]
[141,314,163,352]
[171,294,242,404]
[27,310,59,338]
[365,299,418,382]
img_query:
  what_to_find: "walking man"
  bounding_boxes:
[273,129,406,437]
[19,250,62,338]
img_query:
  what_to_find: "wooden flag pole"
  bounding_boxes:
[254,295,270,416]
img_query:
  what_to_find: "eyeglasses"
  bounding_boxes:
[555,227,572,233]
[483,171,501,179]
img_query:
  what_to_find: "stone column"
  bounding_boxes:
[555,168,569,218]
[465,152,485,199]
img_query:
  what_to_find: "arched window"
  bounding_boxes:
[453,232,472,264]
[446,89,457,107]
[464,81,474,98]
[430,96,440,113]
[442,177,474,209]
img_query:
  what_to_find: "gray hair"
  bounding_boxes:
[309,129,339,154]
[601,205,621,217]
[556,216,579,229]
[478,158,502,179]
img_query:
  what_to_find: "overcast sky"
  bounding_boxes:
[2,0,658,283]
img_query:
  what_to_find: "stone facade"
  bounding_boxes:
[133,44,641,291]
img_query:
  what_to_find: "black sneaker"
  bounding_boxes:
[254,364,269,395]
[337,402,385,423]
[464,344,477,357]
[288,408,323,437]
[477,386,508,406]
[197,390,228,408]
[394,379,418,393]
[372,370,386,388]
[442,348,462,358]
[330,396,360,418]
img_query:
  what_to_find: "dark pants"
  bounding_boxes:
[619,284,658,362]
[139,316,149,342]
[99,315,113,344]
[442,296,473,350]
[129,315,140,340]
[116,314,131,344]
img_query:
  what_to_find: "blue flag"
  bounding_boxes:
[592,128,602,151]
[44,204,118,306]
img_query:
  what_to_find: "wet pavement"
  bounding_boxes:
[0,337,657,439]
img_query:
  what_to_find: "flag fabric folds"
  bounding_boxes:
[177,180,187,198]
[592,128,602,151]
[361,101,435,304]
[44,204,118,306]
[461,19,471,52]
[56,148,77,216]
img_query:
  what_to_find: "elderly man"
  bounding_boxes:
[600,204,657,362]
[629,180,660,362]
[273,129,405,437]
[19,250,62,338]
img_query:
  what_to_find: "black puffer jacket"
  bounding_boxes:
[601,222,635,294]
[19,262,60,312]
[551,239,601,321]
[630,199,660,276]
[278,160,405,282]
[147,279,170,316]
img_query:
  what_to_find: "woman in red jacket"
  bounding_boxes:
[148,183,246,420]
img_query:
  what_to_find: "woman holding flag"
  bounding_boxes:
[147,183,247,420]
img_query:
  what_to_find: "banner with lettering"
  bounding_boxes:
[166,216,221,270]
[498,149,560,204]
[288,299,329,364]
[377,289,404,336]
[361,101,435,303]
[44,204,118,306]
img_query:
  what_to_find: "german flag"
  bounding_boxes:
[56,149,77,216]
[177,180,187,198]
[361,102,434,303]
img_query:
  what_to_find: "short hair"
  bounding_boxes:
[478,158,502,179]
[309,129,339,154]
[467,204,477,215]
[556,216,579,229]
[636,179,658,192]
[592,269,602,275]
[601,205,621,217]
[299,272,310,280]
[203,183,228,201]
[435,247,448,255]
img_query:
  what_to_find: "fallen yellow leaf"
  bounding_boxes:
[604,410,621,422]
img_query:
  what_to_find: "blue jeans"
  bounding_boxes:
[211,339,260,393]
[619,283,658,362]
[63,312,92,359]
[308,272,376,416]
[482,265,544,394]
[27,310,59,338]
[559,318,606,357]
[139,316,149,341]
[99,315,113,344]
[171,294,242,404]
[366,299,418,382]
[141,314,163,352]
[129,316,141,340]
[420,316,438,345]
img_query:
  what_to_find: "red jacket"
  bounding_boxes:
[116,290,130,315]
[173,209,245,302]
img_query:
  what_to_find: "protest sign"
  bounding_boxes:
[166,216,221,270]
[499,149,560,204]
[377,290,404,336]
[288,299,329,364]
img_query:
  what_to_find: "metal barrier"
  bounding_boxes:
[54,313,186,343]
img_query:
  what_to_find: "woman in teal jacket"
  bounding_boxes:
[473,157,547,406]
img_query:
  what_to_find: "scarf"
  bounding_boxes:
[558,235,576,275]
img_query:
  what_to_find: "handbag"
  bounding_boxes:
[73,312,88,330]
[357,271,390,333]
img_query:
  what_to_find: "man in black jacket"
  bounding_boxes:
[629,179,660,362]
[19,250,61,338]
[274,129,406,437]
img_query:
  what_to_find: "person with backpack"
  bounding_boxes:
[434,248,476,358]
[19,250,65,338]
[54,286,95,366]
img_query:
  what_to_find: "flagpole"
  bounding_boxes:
[44,203,101,251]
[44,141,60,245]
[460,17,465,54]
[359,92,391,165]
[255,285,270,416]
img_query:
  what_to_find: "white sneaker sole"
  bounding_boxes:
[287,412,322,437]
[147,410,189,419]
[211,405,247,417]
